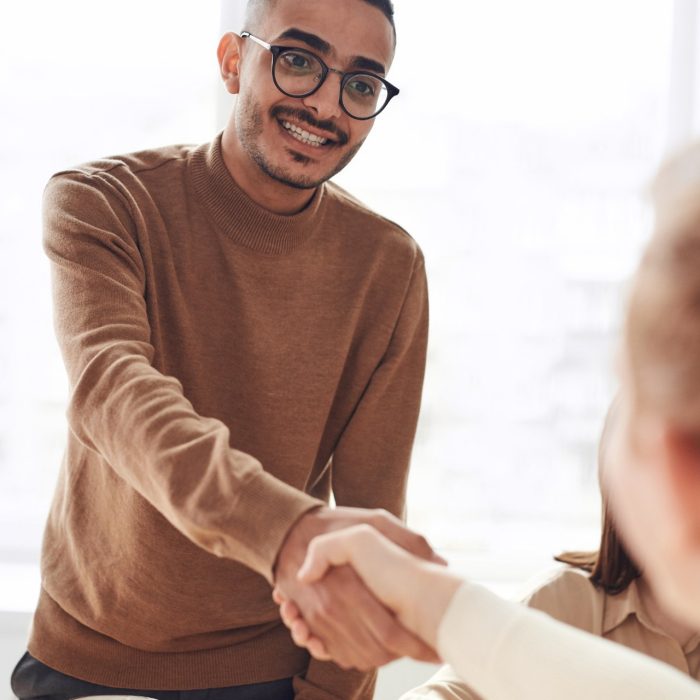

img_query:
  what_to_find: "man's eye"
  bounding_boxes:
[282,52,313,71]
[347,78,376,98]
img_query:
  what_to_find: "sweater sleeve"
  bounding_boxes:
[44,171,323,582]
[330,246,429,516]
[296,247,428,699]
[437,582,700,700]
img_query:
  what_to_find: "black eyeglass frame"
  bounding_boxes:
[240,31,400,120]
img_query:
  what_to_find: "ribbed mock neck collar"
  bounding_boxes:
[189,133,326,255]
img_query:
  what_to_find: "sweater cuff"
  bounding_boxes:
[219,469,325,583]
[436,581,519,677]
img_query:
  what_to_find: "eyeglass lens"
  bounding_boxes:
[275,49,389,119]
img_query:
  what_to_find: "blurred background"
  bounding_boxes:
[0,0,697,695]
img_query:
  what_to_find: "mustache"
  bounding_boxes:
[271,106,349,145]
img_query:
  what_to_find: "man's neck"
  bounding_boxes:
[220,127,317,216]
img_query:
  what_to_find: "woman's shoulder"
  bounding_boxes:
[518,565,606,635]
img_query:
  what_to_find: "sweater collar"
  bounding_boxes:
[189,133,326,255]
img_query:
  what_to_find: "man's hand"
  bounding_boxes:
[273,506,445,670]
[277,524,463,661]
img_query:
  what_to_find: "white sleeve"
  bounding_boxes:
[437,582,700,700]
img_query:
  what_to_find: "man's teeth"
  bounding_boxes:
[282,121,329,147]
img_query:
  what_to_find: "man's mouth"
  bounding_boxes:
[270,107,347,150]
[280,120,334,148]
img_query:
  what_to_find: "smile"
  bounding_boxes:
[280,120,332,148]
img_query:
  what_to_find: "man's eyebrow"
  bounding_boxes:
[278,28,331,54]
[349,56,386,75]
[277,28,387,75]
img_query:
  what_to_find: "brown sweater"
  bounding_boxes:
[29,135,428,697]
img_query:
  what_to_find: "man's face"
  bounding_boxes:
[233,0,395,189]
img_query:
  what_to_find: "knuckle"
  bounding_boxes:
[366,511,380,527]
[356,523,374,536]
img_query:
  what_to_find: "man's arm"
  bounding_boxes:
[273,249,432,697]
[45,171,324,581]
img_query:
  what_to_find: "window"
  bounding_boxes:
[332,1,676,591]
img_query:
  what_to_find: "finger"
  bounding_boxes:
[279,600,302,628]
[307,636,332,661]
[369,512,439,562]
[432,552,449,566]
[422,649,442,664]
[298,525,376,583]
[290,618,311,646]
[296,542,332,583]
[272,587,286,605]
[408,639,442,663]
[280,599,301,621]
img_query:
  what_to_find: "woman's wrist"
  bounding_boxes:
[402,562,463,649]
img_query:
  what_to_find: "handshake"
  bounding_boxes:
[272,506,462,671]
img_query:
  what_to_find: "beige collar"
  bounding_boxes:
[603,578,700,654]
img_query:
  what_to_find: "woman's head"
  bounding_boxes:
[604,142,700,627]
[626,147,700,429]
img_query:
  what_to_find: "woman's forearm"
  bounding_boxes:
[439,581,700,700]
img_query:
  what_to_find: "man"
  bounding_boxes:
[10,1,435,699]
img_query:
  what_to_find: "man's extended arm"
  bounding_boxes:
[45,171,324,581]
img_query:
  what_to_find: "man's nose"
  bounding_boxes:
[301,72,343,121]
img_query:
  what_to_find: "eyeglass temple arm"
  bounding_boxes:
[240,31,272,51]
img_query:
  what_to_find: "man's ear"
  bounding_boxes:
[664,425,700,543]
[217,32,243,95]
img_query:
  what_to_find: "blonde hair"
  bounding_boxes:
[625,142,700,433]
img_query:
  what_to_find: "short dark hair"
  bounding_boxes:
[245,0,396,39]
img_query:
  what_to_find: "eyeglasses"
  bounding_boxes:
[241,31,399,120]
